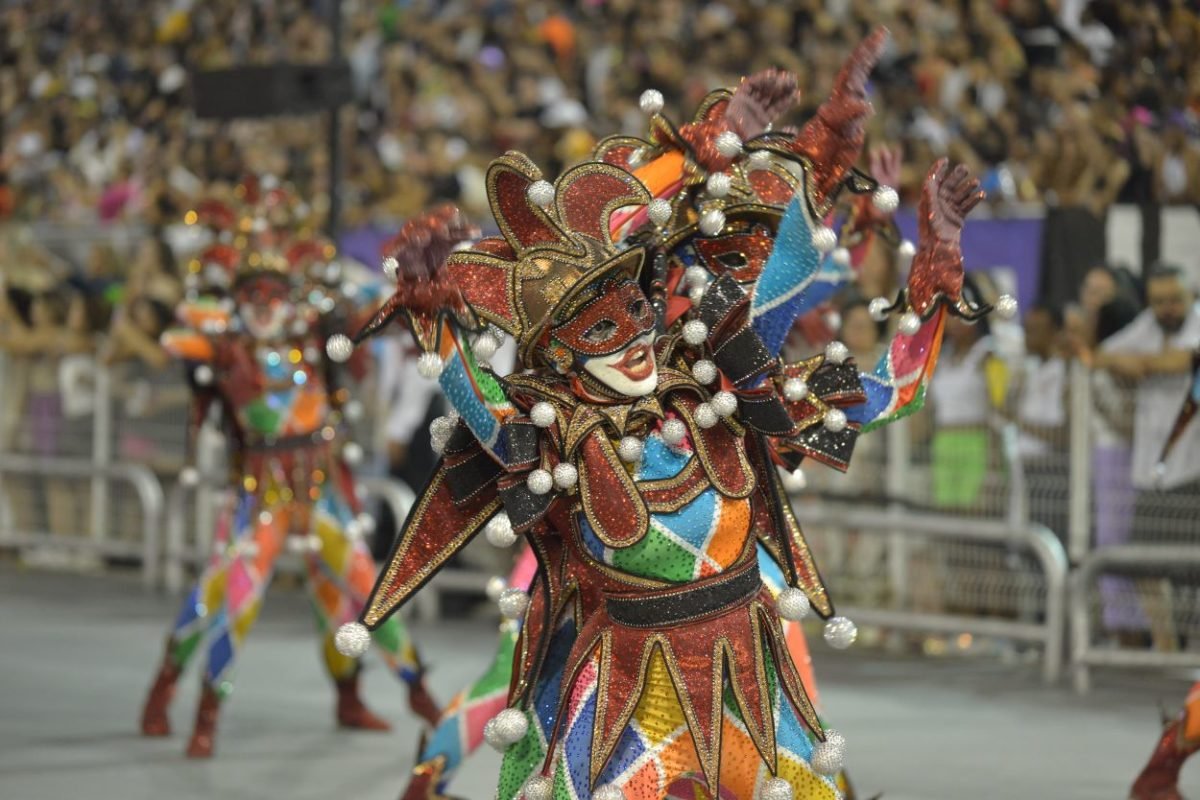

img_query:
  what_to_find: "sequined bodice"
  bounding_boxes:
[228,343,331,441]
[577,433,752,583]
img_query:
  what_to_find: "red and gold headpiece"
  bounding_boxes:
[444,152,650,367]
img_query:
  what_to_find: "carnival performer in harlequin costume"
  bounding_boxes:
[138,191,439,758]
[1130,351,1200,800]
[391,33,919,800]
[340,25,1009,800]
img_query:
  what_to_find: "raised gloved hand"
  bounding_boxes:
[907,159,985,317]
[784,26,889,210]
[356,205,480,343]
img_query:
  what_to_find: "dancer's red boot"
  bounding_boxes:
[1130,717,1200,800]
[185,685,221,758]
[336,674,392,731]
[139,657,181,737]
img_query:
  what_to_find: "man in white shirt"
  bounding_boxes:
[1097,267,1200,496]
[1094,266,1200,649]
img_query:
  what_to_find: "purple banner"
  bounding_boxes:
[895,211,1043,314]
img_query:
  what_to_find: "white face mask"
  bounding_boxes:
[580,333,658,397]
[239,301,290,341]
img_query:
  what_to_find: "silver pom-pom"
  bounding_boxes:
[341,442,363,465]
[994,293,1018,320]
[552,462,578,490]
[685,265,708,289]
[783,377,809,402]
[689,286,706,307]
[430,414,456,441]
[527,180,555,208]
[824,340,849,365]
[334,622,371,657]
[473,331,500,361]
[695,403,719,429]
[706,172,732,198]
[484,708,529,750]
[897,239,916,260]
[811,226,837,254]
[526,468,553,495]
[194,364,214,386]
[344,517,364,540]
[711,390,738,418]
[831,247,851,267]
[485,575,508,601]
[823,617,858,649]
[748,149,772,167]
[761,776,795,800]
[647,198,673,226]
[179,466,200,487]
[357,513,376,535]
[592,785,624,800]
[682,319,709,346]
[523,775,553,800]
[381,255,400,280]
[868,296,890,321]
[485,512,518,548]
[898,311,922,336]
[811,729,847,775]
[782,467,807,492]
[639,88,665,115]
[692,359,718,385]
[873,185,900,214]
[290,319,309,337]
[498,587,530,620]
[343,399,364,421]
[617,436,644,464]
[325,334,354,363]
[699,208,726,237]
[776,587,811,622]
[715,130,743,157]
[660,418,687,447]
[417,351,444,379]
[823,408,848,432]
[530,401,556,428]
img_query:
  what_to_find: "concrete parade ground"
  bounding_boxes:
[1,565,1196,800]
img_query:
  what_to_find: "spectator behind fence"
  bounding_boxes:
[809,295,889,607]
[925,275,1009,513]
[1092,265,1200,650]
[1012,304,1069,541]
[372,333,445,563]
[0,278,96,546]
[1085,294,1146,641]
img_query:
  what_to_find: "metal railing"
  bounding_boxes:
[0,453,164,587]
[1070,545,1200,694]
[795,503,1069,683]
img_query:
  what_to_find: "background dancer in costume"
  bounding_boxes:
[138,188,439,758]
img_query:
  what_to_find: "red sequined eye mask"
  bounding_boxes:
[551,280,655,357]
[235,276,290,306]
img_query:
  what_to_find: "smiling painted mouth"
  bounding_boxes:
[614,342,655,381]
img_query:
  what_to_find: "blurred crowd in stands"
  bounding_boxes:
[3,0,1200,231]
